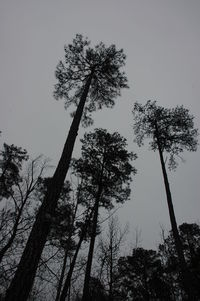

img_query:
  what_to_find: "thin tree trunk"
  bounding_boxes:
[67,260,71,301]
[5,73,93,301]
[109,236,113,301]
[0,186,33,264]
[81,185,102,301]
[59,205,92,301]
[55,195,80,301]
[59,229,85,301]
[55,249,68,301]
[99,256,106,281]
[59,207,94,301]
[0,180,36,264]
[156,135,197,299]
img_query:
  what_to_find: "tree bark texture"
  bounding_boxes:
[5,74,93,301]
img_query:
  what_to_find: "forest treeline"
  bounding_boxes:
[0,35,199,300]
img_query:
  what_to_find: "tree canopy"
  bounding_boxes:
[54,34,128,126]
[132,100,198,169]
[0,143,28,199]
[72,128,137,208]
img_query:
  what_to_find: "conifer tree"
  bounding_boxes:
[68,129,136,301]
[5,35,128,301]
[132,100,198,299]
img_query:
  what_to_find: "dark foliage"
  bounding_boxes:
[159,223,200,298]
[5,35,128,301]
[72,128,137,209]
[54,34,128,126]
[74,128,136,301]
[0,143,28,199]
[115,248,171,300]
[132,100,199,299]
[133,100,198,170]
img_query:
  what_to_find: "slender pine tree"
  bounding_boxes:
[5,35,128,301]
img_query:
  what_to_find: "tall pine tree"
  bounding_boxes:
[132,100,198,299]
[68,129,136,301]
[6,35,128,301]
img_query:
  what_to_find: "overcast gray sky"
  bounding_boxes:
[0,0,200,249]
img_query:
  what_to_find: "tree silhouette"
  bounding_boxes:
[5,35,128,301]
[59,208,94,301]
[132,100,198,299]
[54,178,95,301]
[0,143,28,200]
[34,178,77,301]
[0,156,46,265]
[115,248,171,300]
[159,223,200,298]
[0,149,48,298]
[86,277,108,301]
[179,223,200,273]
[97,216,129,301]
[70,129,136,301]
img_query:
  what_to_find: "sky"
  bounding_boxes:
[0,0,200,250]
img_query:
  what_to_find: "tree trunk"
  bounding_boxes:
[156,137,197,300]
[59,232,84,301]
[55,196,80,301]
[109,237,113,301]
[55,249,68,301]
[5,74,93,301]
[60,208,94,301]
[81,185,102,301]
